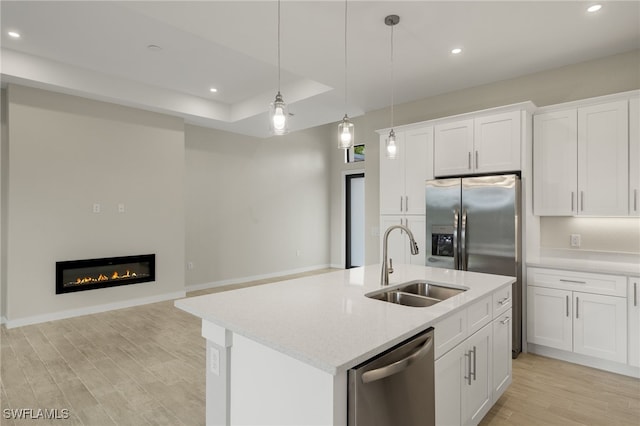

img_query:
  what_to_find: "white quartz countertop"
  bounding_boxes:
[527,257,640,277]
[175,264,515,375]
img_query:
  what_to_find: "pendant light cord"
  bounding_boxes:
[277,0,281,93]
[390,23,395,129]
[344,0,348,110]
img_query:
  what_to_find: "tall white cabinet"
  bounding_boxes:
[379,125,433,265]
[533,92,637,216]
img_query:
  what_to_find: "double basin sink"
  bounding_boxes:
[366,280,467,308]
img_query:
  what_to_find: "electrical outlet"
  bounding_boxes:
[210,347,219,376]
[570,234,581,248]
[118,203,125,213]
[92,203,101,214]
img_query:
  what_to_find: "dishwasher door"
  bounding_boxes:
[348,327,435,426]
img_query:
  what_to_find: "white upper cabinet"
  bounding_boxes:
[379,126,433,215]
[533,110,578,216]
[629,97,639,216]
[534,94,635,216]
[434,110,522,177]
[577,100,629,216]
[434,119,474,176]
[474,111,522,174]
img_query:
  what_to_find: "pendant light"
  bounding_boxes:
[270,0,288,135]
[337,0,354,149]
[385,15,399,159]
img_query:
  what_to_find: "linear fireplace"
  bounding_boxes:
[56,254,155,294]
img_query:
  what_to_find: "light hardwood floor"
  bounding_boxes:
[2,269,639,425]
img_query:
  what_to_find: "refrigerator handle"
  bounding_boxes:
[453,209,459,270]
[461,209,468,271]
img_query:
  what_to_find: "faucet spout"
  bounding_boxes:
[380,224,420,286]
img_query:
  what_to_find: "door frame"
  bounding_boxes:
[342,169,365,269]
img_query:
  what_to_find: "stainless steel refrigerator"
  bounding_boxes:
[425,174,522,356]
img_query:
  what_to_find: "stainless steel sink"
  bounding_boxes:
[366,281,467,308]
[396,280,466,300]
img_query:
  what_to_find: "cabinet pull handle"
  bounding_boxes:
[566,295,569,317]
[571,192,574,212]
[635,189,638,212]
[498,297,510,305]
[468,152,472,170]
[500,316,511,325]
[634,282,637,307]
[581,191,584,211]
[475,150,479,169]
[400,196,403,212]
[471,346,477,381]
[405,196,408,212]
[560,279,586,284]
[464,351,472,385]
[576,296,579,319]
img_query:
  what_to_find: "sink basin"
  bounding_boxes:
[366,281,467,308]
[396,280,466,300]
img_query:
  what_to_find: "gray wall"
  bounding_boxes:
[329,49,640,266]
[2,85,186,323]
[184,124,332,287]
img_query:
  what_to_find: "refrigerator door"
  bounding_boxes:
[425,178,461,270]
[460,175,519,276]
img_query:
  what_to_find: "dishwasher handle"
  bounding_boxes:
[361,336,433,384]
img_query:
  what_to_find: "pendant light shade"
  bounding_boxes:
[386,129,397,160]
[338,0,354,149]
[270,91,288,135]
[385,14,399,159]
[270,0,288,135]
[338,114,355,149]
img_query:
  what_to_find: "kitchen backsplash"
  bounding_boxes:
[539,217,640,253]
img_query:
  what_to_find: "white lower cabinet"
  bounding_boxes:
[435,288,511,426]
[492,311,512,402]
[628,278,640,367]
[527,267,629,366]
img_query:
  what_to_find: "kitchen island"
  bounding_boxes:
[175,264,515,426]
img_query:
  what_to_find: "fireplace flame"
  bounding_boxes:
[72,270,142,286]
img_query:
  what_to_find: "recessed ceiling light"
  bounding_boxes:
[587,4,602,13]
[8,31,20,39]
[209,88,218,93]
[451,48,462,55]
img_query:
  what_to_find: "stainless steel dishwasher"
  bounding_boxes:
[348,327,435,426]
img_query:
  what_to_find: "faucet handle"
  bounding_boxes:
[388,258,394,274]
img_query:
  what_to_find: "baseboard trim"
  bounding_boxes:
[185,264,335,292]
[527,343,640,378]
[4,290,186,329]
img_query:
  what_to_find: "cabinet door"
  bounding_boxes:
[533,109,578,215]
[379,216,405,264]
[434,119,474,177]
[573,292,627,363]
[435,343,464,426]
[463,324,493,426]
[405,215,426,266]
[629,278,640,367]
[527,286,572,351]
[630,97,639,216]
[379,132,406,214]
[492,310,512,403]
[474,111,521,174]
[404,127,432,214]
[577,100,629,216]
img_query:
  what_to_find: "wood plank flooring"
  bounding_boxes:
[2,269,639,425]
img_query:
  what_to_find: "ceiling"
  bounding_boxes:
[1,1,639,138]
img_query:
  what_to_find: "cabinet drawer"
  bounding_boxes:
[434,309,468,359]
[492,284,513,318]
[468,295,493,336]
[528,267,626,297]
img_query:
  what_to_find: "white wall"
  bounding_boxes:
[329,49,640,266]
[3,85,186,325]
[184,124,332,288]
